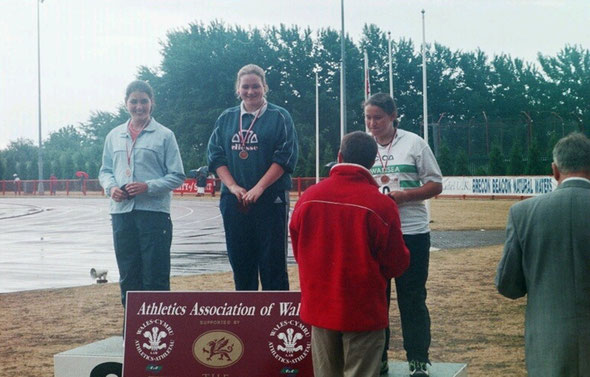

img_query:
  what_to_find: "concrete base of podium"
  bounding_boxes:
[54,337,468,377]
[54,336,123,377]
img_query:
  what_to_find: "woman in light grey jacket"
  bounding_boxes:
[99,80,185,309]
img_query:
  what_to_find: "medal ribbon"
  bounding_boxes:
[238,104,263,151]
[375,129,397,175]
[126,118,150,169]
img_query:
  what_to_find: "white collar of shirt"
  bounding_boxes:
[562,176,590,184]
[240,100,268,118]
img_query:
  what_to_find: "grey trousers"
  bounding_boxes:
[311,326,385,377]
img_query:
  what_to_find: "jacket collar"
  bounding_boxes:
[240,100,268,118]
[557,177,590,190]
[330,163,379,187]
[118,118,157,137]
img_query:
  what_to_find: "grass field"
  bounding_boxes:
[0,198,527,377]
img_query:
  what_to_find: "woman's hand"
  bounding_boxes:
[124,182,149,197]
[388,190,411,204]
[110,186,127,202]
[388,181,442,204]
[239,163,284,206]
[243,185,265,205]
[228,183,247,203]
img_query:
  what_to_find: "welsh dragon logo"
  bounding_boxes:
[203,337,234,361]
[193,330,244,368]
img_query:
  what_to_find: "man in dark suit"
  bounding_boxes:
[496,132,590,377]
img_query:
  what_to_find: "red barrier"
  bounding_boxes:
[0,179,98,196]
[173,178,217,197]
[0,177,321,198]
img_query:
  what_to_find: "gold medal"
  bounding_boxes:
[239,150,249,159]
[126,168,131,177]
[380,175,390,184]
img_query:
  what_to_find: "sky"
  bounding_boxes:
[0,0,588,149]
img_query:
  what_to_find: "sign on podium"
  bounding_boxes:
[123,291,313,377]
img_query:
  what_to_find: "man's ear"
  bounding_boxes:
[337,151,343,163]
[552,162,560,182]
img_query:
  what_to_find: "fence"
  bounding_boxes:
[1,178,100,196]
[0,175,555,199]
[0,178,219,197]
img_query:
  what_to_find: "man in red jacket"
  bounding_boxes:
[290,131,410,377]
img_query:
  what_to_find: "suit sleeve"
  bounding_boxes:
[495,207,527,299]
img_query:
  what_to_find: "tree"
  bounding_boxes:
[538,45,590,132]
[507,141,524,175]
[73,152,86,173]
[0,155,5,180]
[50,159,62,180]
[85,160,99,179]
[436,142,453,176]
[453,148,470,176]
[2,23,587,180]
[488,144,505,175]
[4,154,16,179]
[60,154,75,179]
[80,110,128,146]
[525,140,545,175]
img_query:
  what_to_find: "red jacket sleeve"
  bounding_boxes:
[289,201,301,262]
[375,204,410,280]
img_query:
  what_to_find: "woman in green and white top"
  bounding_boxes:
[364,93,442,377]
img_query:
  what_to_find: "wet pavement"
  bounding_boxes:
[0,197,505,293]
[0,197,231,293]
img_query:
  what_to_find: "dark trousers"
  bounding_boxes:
[111,210,172,306]
[220,190,290,291]
[383,233,431,363]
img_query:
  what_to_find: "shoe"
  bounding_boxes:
[380,360,389,375]
[409,360,429,376]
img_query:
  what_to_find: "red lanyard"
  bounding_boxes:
[376,129,397,172]
[126,119,149,169]
[238,106,263,150]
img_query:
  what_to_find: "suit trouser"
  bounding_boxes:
[312,326,385,377]
[220,191,290,291]
[382,232,431,363]
[111,210,172,307]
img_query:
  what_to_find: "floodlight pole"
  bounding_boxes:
[340,0,347,141]
[37,0,45,194]
[315,69,320,183]
[388,31,394,98]
[421,9,431,220]
[421,9,429,144]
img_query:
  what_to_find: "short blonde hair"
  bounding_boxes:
[235,64,269,94]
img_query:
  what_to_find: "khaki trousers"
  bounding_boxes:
[311,326,385,377]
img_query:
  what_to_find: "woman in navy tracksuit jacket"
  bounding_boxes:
[207,64,298,291]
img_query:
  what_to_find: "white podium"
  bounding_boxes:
[54,337,468,377]
[54,337,123,377]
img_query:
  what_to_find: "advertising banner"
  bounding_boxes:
[173,179,215,194]
[441,176,557,197]
[123,291,313,377]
